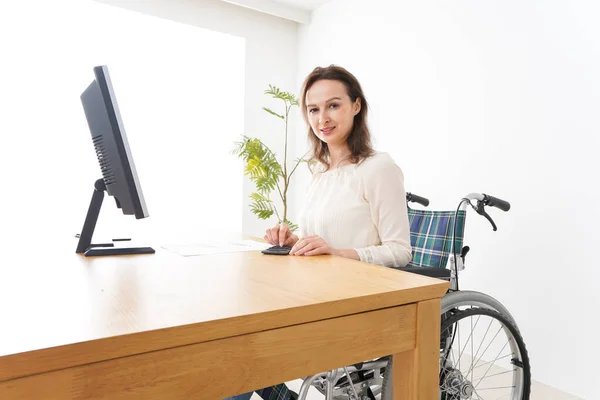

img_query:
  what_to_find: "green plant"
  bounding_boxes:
[232,85,309,232]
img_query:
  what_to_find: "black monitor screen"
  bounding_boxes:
[80,65,148,218]
[77,65,153,256]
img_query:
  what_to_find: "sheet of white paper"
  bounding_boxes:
[161,239,270,257]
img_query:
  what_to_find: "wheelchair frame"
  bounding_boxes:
[295,192,530,400]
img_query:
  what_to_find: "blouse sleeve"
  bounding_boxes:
[354,157,412,268]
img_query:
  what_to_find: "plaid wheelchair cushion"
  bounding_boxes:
[406,208,466,269]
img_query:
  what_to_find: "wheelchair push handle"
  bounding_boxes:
[483,194,511,212]
[466,193,510,231]
[406,192,430,207]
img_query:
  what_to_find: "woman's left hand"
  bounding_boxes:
[290,235,334,256]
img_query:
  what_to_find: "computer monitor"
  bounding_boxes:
[76,65,155,256]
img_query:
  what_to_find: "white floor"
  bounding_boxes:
[530,380,584,400]
[248,378,584,400]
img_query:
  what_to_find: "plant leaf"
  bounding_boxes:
[249,192,272,203]
[265,84,299,106]
[282,219,299,232]
[250,197,275,220]
[264,84,280,97]
[232,135,282,195]
[262,107,284,120]
[245,156,266,179]
[255,174,278,193]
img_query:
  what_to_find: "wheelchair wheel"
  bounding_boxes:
[381,307,530,400]
[441,290,518,329]
[439,307,530,399]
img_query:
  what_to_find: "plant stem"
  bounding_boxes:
[276,181,284,205]
[283,102,290,221]
[287,150,311,186]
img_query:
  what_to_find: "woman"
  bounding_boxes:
[225,65,412,400]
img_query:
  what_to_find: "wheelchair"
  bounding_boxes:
[295,192,531,400]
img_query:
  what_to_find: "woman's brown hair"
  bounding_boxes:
[300,65,375,170]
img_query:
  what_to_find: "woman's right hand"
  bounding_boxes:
[265,223,298,247]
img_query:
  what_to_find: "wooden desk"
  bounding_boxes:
[0,243,448,399]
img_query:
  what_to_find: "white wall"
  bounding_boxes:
[0,0,245,247]
[97,0,299,238]
[297,0,599,398]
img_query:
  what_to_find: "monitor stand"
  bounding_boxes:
[75,179,155,257]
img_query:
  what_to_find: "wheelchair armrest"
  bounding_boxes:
[396,267,451,279]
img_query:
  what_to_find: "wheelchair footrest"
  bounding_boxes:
[396,266,451,279]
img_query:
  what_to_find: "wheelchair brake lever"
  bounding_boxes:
[476,200,498,231]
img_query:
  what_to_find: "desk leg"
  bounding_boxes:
[392,298,441,400]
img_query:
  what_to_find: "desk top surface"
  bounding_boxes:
[0,240,448,381]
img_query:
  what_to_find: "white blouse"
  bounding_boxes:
[298,152,412,268]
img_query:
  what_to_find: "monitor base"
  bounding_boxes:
[84,245,155,257]
[76,179,154,257]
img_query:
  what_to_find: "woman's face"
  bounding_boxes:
[305,79,361,148]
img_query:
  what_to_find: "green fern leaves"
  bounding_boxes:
[264,85,299,107]
[232,137,282,192]
[232,136,283,221]
[231,84,304,231]
[249,192,275,220]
